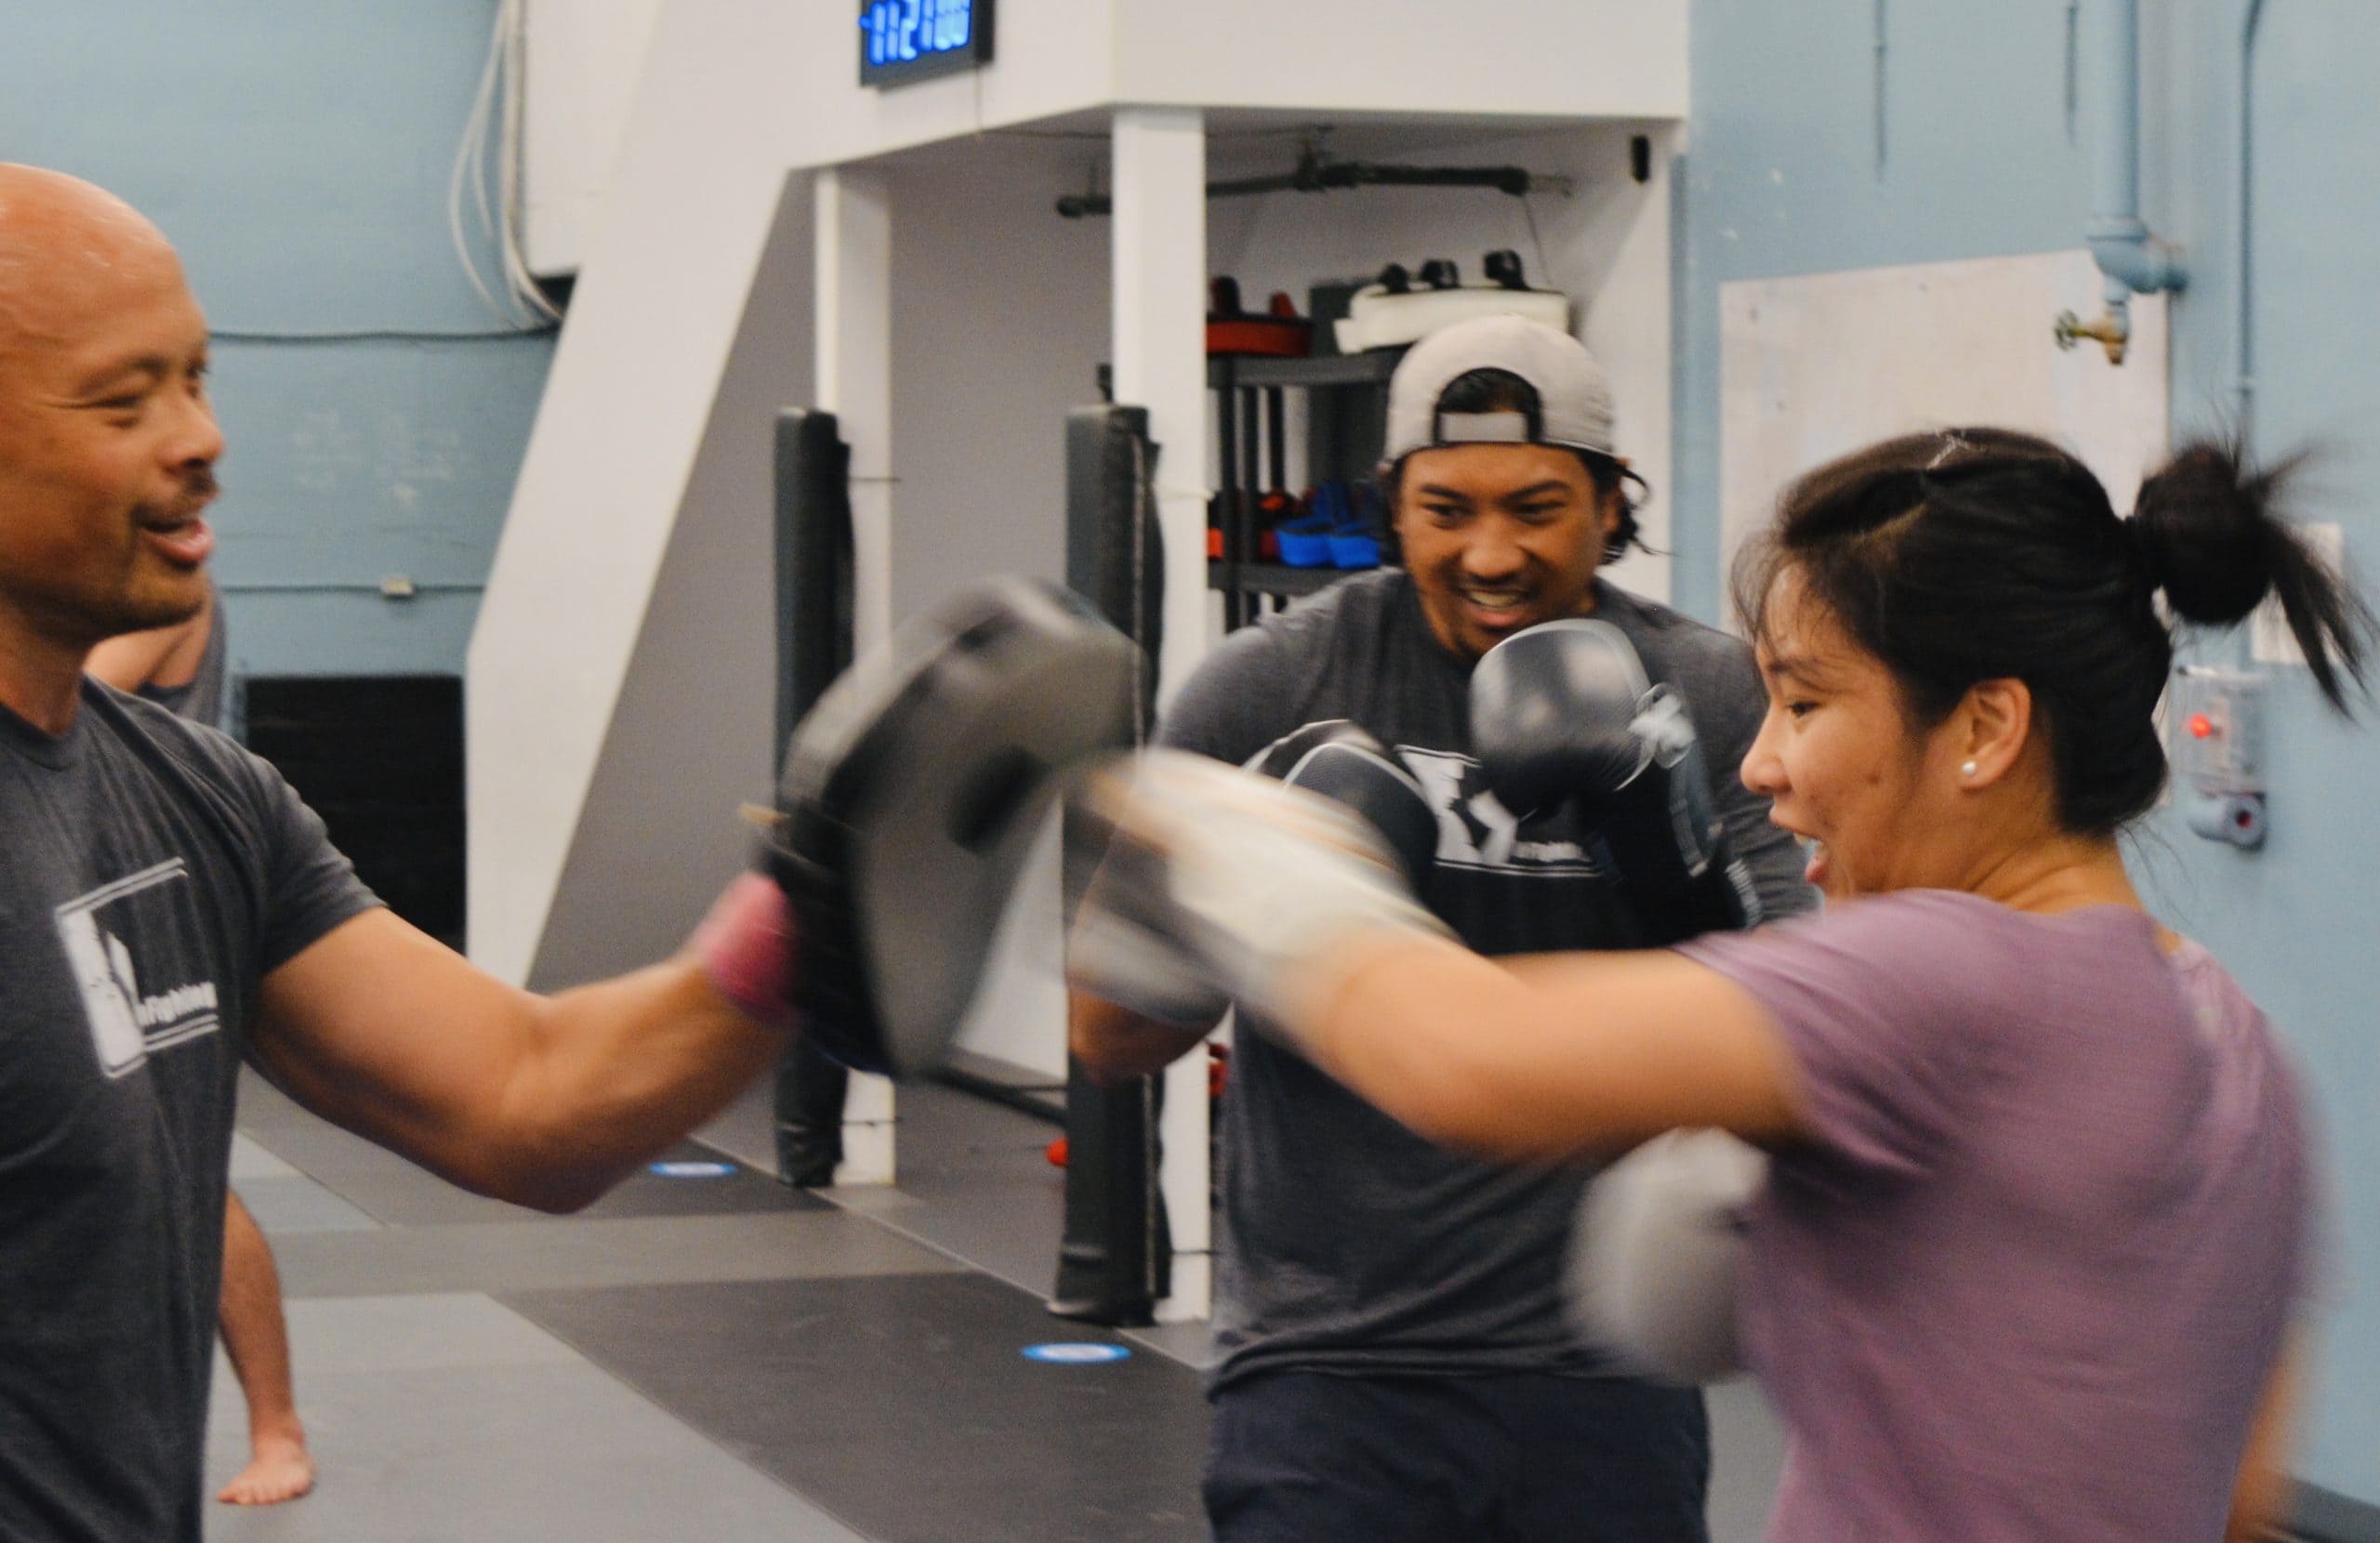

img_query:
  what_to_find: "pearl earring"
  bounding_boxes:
[1960,759,1979,779]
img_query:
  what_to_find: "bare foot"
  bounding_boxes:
[216,1434,315,1505]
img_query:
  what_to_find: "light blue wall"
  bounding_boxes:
[0,2,555,683]
[1677,0,2380,1502]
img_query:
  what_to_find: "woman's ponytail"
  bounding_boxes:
[2132,440,2373,712]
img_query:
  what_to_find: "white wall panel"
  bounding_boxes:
[1720,251,2170,585]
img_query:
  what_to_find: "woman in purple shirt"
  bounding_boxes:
[1078,429,2370,1542]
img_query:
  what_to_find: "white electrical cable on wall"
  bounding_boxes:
[448,0,561,330]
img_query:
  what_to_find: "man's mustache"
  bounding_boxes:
[165,468,219,514]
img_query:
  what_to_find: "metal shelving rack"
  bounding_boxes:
[1205,348,1402,628]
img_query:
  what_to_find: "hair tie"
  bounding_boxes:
[1924,432,1970,471]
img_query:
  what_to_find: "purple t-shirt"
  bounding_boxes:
[1678,891,2311,1543]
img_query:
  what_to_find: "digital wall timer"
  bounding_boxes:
[859,0,993,87]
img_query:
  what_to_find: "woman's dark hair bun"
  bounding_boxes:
[2130,442,2278,624]
[2134,438,2373,710]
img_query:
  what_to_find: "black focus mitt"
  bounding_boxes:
[766,576,1138,1075]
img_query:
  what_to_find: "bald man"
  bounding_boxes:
[0,165,799,1542]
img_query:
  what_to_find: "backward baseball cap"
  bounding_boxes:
[1382,314,1617,466]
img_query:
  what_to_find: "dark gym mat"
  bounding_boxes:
[255,1117,829,1227]
[271,1207,958,1301]
[506,1271,1211,1543]
[826,1078,1072,1296]
[584,1140,831,1220]
[2294,1483,2380,1543]
[321,1138,833,1226]
[242,1068,824,1223]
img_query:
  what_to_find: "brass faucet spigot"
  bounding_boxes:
[2053,309,2129,365]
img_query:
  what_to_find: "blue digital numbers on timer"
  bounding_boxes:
[862,0,973,67]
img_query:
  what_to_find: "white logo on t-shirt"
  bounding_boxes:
[55,860,222,1078]
[1395,746,1604,877]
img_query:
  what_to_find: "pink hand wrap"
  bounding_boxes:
[693,873,800,1033]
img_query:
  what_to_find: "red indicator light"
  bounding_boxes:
[2188,714,2215,739]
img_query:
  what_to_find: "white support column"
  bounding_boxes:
[1585,125,1675,606]
[1111,106,1213,1321]
[815,164,897,1184]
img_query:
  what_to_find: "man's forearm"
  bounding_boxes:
[255,908,791,1216]
[487,957,787,1211]
[1068,989,1211,1084]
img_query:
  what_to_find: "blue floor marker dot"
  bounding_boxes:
[648,1159,738,1179]
[1022,1342,1132,1365]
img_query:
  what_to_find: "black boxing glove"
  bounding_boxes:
[1249,721,1439,887]
[1470,618,1761,944]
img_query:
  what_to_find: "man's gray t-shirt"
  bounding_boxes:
[1680,893,2311,1542]
[1159,569,1813,1389]
[0,681,377,1543]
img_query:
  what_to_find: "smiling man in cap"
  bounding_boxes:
[1070,314,1812,1542]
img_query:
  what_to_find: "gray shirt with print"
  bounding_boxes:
[1157,568,1814,1389]
[0,682,377,1543]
